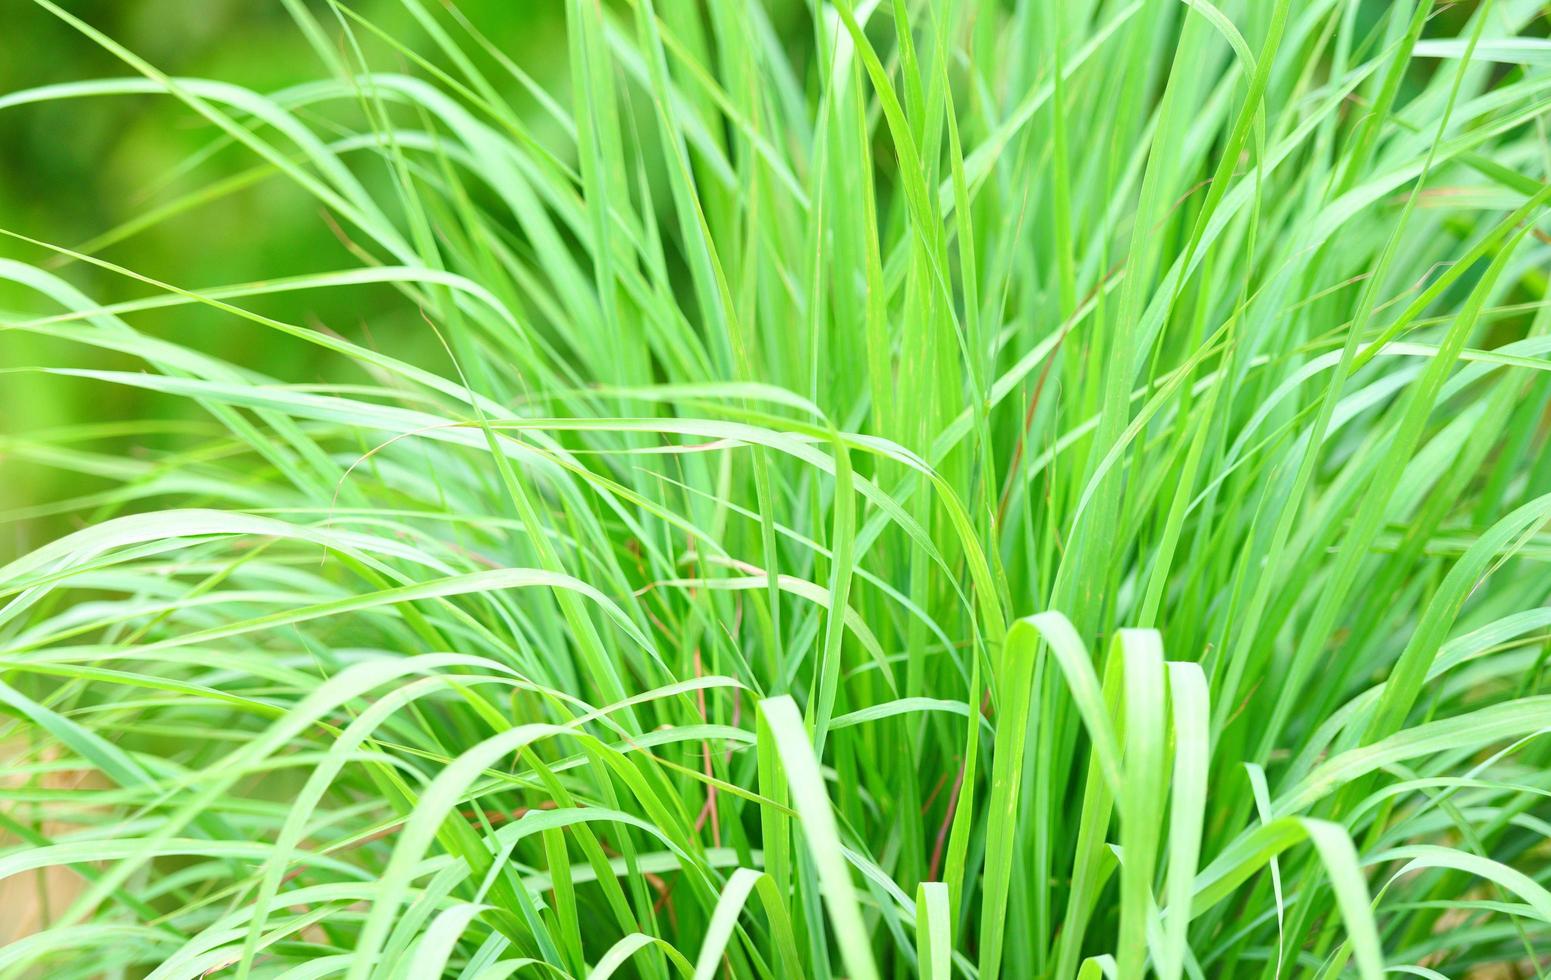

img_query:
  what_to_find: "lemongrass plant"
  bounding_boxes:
[2,0,1550,977]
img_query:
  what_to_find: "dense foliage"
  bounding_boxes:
[3,0,1551,976]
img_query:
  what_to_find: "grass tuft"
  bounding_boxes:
[2,0,1551,976]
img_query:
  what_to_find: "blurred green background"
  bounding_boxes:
[0,2,580,553]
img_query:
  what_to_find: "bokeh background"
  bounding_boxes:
[0,2,582,557]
